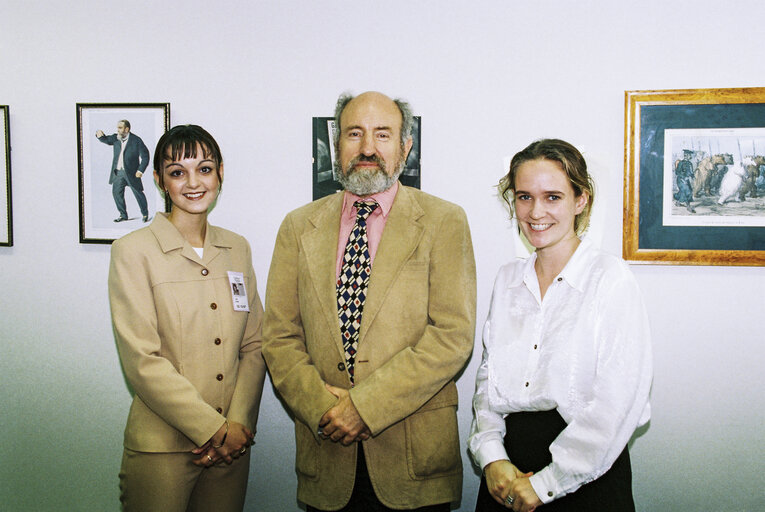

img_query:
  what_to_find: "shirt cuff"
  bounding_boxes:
[529,467,560,504]
[474,438,510,470]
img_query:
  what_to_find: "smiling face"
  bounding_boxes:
[513,158,588,255]
[154,143,223,220]
[336,92,413,196]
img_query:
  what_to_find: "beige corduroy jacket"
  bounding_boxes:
[262,186,476,510]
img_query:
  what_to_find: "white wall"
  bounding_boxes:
[1,1,763,510]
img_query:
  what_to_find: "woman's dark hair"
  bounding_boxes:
[153,124,223,190]
[499,138,595,235]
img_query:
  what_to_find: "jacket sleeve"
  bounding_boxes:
[261,214,337,438]
[108,238,225,446]
[137,136,150,173]
[350,205,477,435]
[226,241,267,433]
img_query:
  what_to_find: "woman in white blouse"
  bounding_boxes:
[469,139,652,511]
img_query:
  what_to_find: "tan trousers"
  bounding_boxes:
[119,448,251,512]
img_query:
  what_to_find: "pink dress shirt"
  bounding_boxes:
[335,182,399,277]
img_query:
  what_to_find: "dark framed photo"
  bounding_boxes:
[77,103,170,244]
[624,87,765,266]
[312,116,421,200]
[0,105,11,246]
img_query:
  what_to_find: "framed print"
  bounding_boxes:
[0,105,11,246]
[312,116,421,200]
[624,87,765,266]
[77,103,170,244]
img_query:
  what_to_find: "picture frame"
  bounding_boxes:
[312,116,421,200]
[77,103,170,244]
[0,105,11,246]
[624,87,765,266]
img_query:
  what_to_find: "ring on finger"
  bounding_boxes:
[207,455,213,463]
[240,447,246,454]
[505,495,514,505]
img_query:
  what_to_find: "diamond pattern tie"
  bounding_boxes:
[337,201,379,383]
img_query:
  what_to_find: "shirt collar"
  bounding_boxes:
[509,237,592,292]
[341,180,399,219]
[556,238,592,292]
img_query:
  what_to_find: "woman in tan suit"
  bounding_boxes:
[108,125,266,511]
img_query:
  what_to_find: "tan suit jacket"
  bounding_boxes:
[109,213,267,452]
[262,186,476,509]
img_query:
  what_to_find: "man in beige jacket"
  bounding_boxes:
[262,91,476,511]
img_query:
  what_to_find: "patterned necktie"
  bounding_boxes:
[337,201,379,383]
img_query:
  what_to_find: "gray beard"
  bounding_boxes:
[335,158,405,196]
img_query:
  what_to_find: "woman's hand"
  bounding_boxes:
[192,421,254,466]
[211,421,253,465]
[507,476,543,512]
[484,460,538,510]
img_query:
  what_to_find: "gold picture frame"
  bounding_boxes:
[624,87,765,266]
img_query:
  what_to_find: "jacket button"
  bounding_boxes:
[337,362,345,371]
[557,277,563,282]
[210,303,217,310]
[214,338,222,345]
[548,492,553,497]
[216,407,223,414]
[201,268,209,276]
[216,374,223,381]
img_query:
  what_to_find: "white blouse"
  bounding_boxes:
[468,239,652,504]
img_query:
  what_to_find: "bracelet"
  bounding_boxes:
[212,420,229,448]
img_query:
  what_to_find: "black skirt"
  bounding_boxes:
[475,409,635,511]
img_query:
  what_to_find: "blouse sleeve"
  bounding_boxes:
[468,274,512,470]
[529,268,653,503]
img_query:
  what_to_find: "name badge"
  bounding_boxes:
[227,271,250,312]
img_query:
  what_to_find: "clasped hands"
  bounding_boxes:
[484,460,542,512]
[192,420,254,467]
[318,384,370,446]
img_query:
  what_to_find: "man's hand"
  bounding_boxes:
[319,384,370,445]
[135,171,143,178]
[95,129,104,138]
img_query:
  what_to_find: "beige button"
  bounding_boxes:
[201,268,209,276]
[210,303,217,310]
[337,362,345,371]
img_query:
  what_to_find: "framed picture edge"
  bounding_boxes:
[0,105,11,247]
[623,87,765,266]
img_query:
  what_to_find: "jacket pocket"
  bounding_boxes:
[404,404,461,479]
[294,421,319,479]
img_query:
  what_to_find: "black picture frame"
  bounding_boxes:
[0,105,11,247]
[77,103,170,244]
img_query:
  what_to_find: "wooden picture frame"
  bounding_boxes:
[77,103,170,244]
[624,87,765,266]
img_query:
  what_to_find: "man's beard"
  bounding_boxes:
[335,153,405,196]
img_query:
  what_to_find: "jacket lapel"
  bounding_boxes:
[359,186,424,341]
[301,193,345,349]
